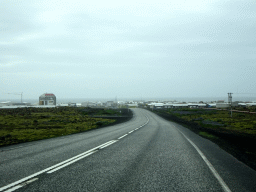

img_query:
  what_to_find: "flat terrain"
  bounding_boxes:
[0,107,131,146]
[1,108,256,191]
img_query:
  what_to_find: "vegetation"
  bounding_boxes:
[0,107,118,146]
[152,107,256,170]
[199,131,218,140]
[167,108,256,135]
[81,108,122,116]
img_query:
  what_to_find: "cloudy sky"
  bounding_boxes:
[1,0,256,101]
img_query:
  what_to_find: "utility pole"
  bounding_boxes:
[228,93,233,118]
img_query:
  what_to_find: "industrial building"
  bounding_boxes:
[148,103,207,109]
[39,93,56,105]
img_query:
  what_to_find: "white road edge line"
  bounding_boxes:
[0,140,117,192]
[128,130,134,133]
[118,134,128,140]
[5,178,38,192]
[47,151,96,174]
[178,130,232,192]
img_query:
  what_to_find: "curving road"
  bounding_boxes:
[0,108,256,191]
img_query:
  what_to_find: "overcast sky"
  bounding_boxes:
[1,0,256,101]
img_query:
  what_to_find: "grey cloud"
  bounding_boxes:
[1,0,256,100]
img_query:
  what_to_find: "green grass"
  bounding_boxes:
[199,132,218,140]
[167,108,256,135]
[0,107,116,146]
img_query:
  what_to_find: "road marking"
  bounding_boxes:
[47,151,96,173]
[117,115,150,140]
[1,115,150,191]
[48,140,117,173]
[0,140,118,192]
[99,140,117,149]
[5,178,38,192]
[118,134,128,139]
[178,130,232,192]
[4,185,21,192]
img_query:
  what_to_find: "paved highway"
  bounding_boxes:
[1,108,256,191]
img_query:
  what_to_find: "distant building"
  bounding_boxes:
[106,101,114,107]
[39,93,56,105]
[216,103,229,108]
[148,103,164,109]
[127,103,138,108]
[216,101,239,109]
[246,103,256,108]
[57,103,69,107]
[81,102,97,107]
[0,101,11,107]
[68,103,82,107]
[232,101,240,107]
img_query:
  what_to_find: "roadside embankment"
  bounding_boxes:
[151,108,256,171]
[86,108,133,128]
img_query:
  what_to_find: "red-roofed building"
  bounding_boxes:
[39,93,56,105]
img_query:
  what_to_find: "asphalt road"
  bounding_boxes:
[1,108,256,192]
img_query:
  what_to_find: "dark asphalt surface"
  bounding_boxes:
[1,108,256,191]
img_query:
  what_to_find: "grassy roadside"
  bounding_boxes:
[151,108,256,171]
[0,107,128,147]
[199,131,219,140]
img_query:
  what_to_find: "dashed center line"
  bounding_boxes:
[118,134,128,139]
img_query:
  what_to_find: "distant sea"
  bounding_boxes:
[2,96,256,104]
